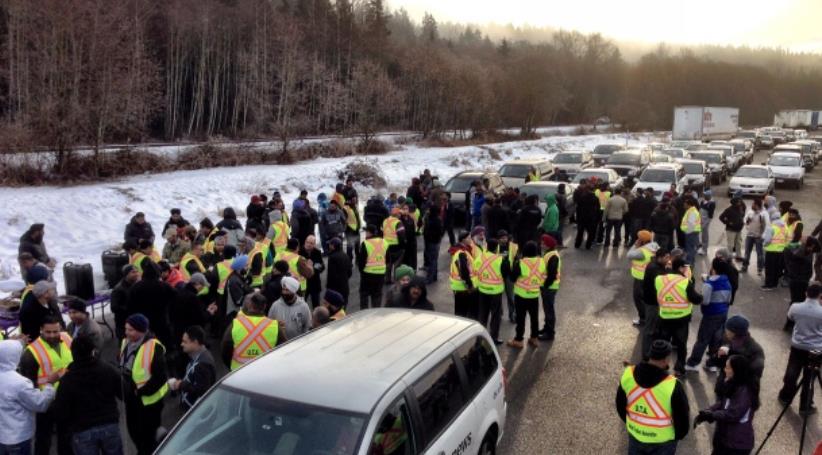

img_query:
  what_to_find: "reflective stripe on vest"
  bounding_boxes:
[680,206,702,233]
[130,252,146,274]
[231,312,279,370]
[248,245,266,287]
[345,206,359,231]
[765,224,788,252]
[630,247,654,280]
[514,257,546,299]
[180,253,205,281]
[27,333,73,390]
[450,250,474,292]
[595,189,611,210]
[364,238,387,275]
[122,338,169,406]
[787,220,802,240]
[272,222,289,253]
[203,228,218,254]
[216,260,232,295]
[655,274,692,319]
[383,217,401,246]
[278,251,305,290]
[476,252,504,295]
[620,366,676,443]
[543,251,561,290]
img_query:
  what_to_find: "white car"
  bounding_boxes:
[572,168,624,189]
[156,309,508,455]
[658,148,691,160]
[634,163,688,201]
[551,150,593,179]
[728,165,774,198]
[676,159,710,194]
[707,145,741,173]
[522,181,577,213]
[767,152,805,189]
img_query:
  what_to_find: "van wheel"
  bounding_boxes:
[479,436,496,455]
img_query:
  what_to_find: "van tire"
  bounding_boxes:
[479,433,496,455]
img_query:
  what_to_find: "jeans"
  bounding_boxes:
[504,280,516,321]
[628,437,677,455]
[424,241,441,283]
[540,287,557,336]
[72,423,123,455]
[575,222,598,249]
[633,279,646,323]
[700,218,711,249]
[686,313,727,367]
[658,318,690,373]
[684,232,699,266]
[477,293,502,339]
[514,296,539,341]
[726,230,743,256]
[742,236,764,271]
[779,347,815,409]
[454,291,478,321]
[345,232,360,262]
[604,219,624,246]
[0,440,31,455]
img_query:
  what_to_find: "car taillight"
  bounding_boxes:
[501,367,509,397]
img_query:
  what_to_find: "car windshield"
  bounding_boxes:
[735,167,769,178]
[640,169,675,183]
[499,164,532,178]
[769,156,801,167]
[736,132,755,138]
[661,149,684,158]
[691,153,721,164]
[158,387,367,455]
[553,153,582,164]
[731,143,746,152]
[522,185,557,201]
[444,176,476,193]
[593,144,622,155]
[573,172,610,183]
[681,163,703,174]
[708,148,732,158]
[651,155,671,162]
[608,153,640,165]
[773,147,801,155]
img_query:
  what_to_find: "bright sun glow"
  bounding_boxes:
[389,0,819,51]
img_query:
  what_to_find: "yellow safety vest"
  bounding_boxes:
[130,252,147,274]
[27,333,73,390]
[230,312,279,370]
[121,338,169,406]
[765,224,788,253]
[330,308,347,321]
[278,250,305,291]
[655,274,692,319]
[345,206,360,232]
[680,207,702,233]
[259,240,273,276]
[412,209,422,234]
[631,246,654,280]
[475,251,504,295]
[216,260,232,295]
[527,171,539,182]
[383,217,401,246]
[372,416,409,454]
[271,221,289,254]
[514,257,546,299]
[496,242,519,267]
[363,238,387,275]
[203,227,218,254]
[543,251,561,290]
[450,250,476,292]
[180,252,205,281]
[787,220,802,241]
[620,366,676,444]
[595,189,611,210]
[21,284,34,303]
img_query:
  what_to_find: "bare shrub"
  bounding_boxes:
[338,160,386,188]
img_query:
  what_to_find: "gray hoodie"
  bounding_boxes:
[0,340,55,445]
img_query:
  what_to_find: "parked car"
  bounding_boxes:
[604,149,653,178]
[707,145,740,173]
[770,130,786,145]
[155,309,508,455]
[676,159,711,194]
[522,181,577,213]
[591,143,625,166]
[634,163,688,201]
[759,135,774,149]
[728,139,754,164]
[670,140,702,149]
[766,152,805,189]
[651,153,674,163]
[647,142,668,153]
[444,170,505,226]
[792,140,819,167]
[572,168,624,190]
[498,159,554,189]
[772,143,813,170]
[689,151,728,185]
[734,130,762,149]
[728,165,774,198]
[685,143,708,152]
[658,148,691,160]
[550,150,593,180]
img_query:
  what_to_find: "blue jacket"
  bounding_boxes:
[700,274,731,316]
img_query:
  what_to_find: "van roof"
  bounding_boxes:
[221,309,478,414]
[504,159,551,164]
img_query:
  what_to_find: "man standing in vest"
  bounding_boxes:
[509,241,546,349]
[655,258,703,376]
[344,198,362,262]
[382,208,406,284]
[539,234,561,341]
[180,241,206,282]
[119,314,168,455]
[627,230,659,327]
[594,181,612,245]
[276,238,314,295]
[358,225,388,309]
[267,210,290,255]
[496,230,519,323]
[762,213,788,291]
[449,232,478,320]
[616,340,690,454]
[247,229,272,289]
[680,197,701,267]
[18,315,72,455]
[222,294,285,371]
[475,238,510,345]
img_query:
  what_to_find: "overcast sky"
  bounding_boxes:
[388,0,821,52]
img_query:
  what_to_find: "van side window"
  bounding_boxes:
[412,357,465,443]
[368,398,414,455]
[456,337,499,398]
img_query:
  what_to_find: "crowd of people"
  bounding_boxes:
[2,164,822,455]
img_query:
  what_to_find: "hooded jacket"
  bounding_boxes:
[542,194,559,232]
[216,208,245,248]
[700,274,732,316]
[124,216,155,245]
[18,226,51,264]
[615,362,690,441]
[0,340,55,444]
[52,354,121,434]
[391,277,435,311]
[126,262,176,347]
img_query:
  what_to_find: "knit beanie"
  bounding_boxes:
[725,315,749,336]
[126,313,150,333]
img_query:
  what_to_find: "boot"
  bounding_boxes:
[507,339,524,348]
[527,337,539,347]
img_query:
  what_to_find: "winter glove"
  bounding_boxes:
[693,410,715,428]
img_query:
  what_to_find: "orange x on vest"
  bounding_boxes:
[657,276,688,307]
[29,333,72,387]
[518,259,545,292]
[366,240,387,267]
[477,254,503,285]
[626,379,674,428]
[232,313,274,364]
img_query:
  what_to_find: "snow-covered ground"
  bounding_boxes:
[0,131,665,294]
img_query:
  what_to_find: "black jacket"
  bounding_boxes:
[406,185,424,208]
[53,357,121,433]
[301,248,325,293]
[19,294,64,341]
[629,195,657,220]
[363,200,389,232]
[389,277,434,311]
[326,250,352,298]
[291,208,314,245]
[216,208,243,232]
[110,278,134,319]
[162,216,190,236]
[485,205,508,240]
[124,216,155,245]
[784,244,814,282]
[649,209,676,235]
[262,274,284,305]
[574,190,600,224]
[515,205,543,245]
[126,265,176,347]
[423,211,444,244]
[18,231,51,264]
[719,205,745,232]
[171,283,209,339]
[179,349,217,410]
[615,362,690,441]
[642,261,668,308]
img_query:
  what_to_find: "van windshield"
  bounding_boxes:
[552,153,582,164]
[769,156,801,167]
[608,153,641,165]
[593,144,623,155]
[639,169,675,183]
[158,387,367,455]
[691,153,721,164]
[499,164,532,178]
[444,176,475,193]
[681,163,703,174]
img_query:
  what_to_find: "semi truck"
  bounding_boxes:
[774,109,819,129]
[673,106,739,141]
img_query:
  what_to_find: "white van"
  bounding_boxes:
[156,309,508,455]
[499,159,554,188]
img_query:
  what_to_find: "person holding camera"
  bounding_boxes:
[694,354,760,455]
[778,282,822,415]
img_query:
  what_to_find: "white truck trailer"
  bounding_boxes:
[774,109,819,129]
[672,106,739,141]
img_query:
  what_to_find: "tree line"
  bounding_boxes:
[3,0,822,168]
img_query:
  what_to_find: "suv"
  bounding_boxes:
[707,145,741,173]
[734,130,761,149]
[604,149,652,178]
[572,168,624,189]
[591,143,625,166]
[658,148,690,160]
[156,309,507,455]
[676,159,710,194]
[498,159,554,189]
[767,152,805,189]
[772,144,813,170]
[444,170,505,225]
[550,150,593,179]
[689,151,727,185]
[634,163,687,201]
[728,139,754,164]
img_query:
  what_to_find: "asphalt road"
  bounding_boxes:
[100,147,819,454]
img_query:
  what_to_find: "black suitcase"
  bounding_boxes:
[63,262,95,299]
[102,250,129,288]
